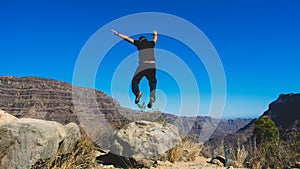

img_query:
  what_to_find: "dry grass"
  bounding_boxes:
[32,132,101,169]
[167,144,183,163]
[164,136,203,163]
[131,106,167,124]
[201,139,248,168]
[229,143,248,167]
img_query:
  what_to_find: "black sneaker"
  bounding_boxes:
[147,97,155,108]
[135,92,142,104]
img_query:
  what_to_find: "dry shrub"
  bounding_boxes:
[202,139,248,168]
[249,140,289,169]
[32,132,100,169]
[249,116,291,168]
[164,136,203,163]
[230,145,248,167]
[167,144,183,163]
[128,107,167,127]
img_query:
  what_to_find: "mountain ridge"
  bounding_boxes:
[203,93,300,157]
[0,76,251,140]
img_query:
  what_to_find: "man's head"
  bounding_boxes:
[139,36,147,42]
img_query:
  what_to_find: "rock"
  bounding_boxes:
[59,122,81,154]
[153,160,173,168]
[164,160,173,166]
[0,118,81,169]
[210,155,225,167]
[216,155,226,164]
[156,160,165,166]
[211,159,224,166]
[102,165,116,169]
[110,120,181,167]
[95,146,110,158]
[0,109,18,125]
[95,149,110,158]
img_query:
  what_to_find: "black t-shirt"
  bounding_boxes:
[133,40,155,64]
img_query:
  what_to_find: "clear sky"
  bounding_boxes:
[1,0,300,118]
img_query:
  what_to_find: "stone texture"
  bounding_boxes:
[60,122,81,154]
[110,121,181,167]
[0,118,81,169]
[0,109,18,125]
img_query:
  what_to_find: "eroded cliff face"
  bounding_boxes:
[0,76,127,129]
[262,93,300,140]
[263,94,300,129]
[203,93,300,157]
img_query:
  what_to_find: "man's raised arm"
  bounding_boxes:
[111,29,134,44]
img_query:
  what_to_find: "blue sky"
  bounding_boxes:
[1,0,300,118]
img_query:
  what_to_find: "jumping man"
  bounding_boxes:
[111,29,158,108]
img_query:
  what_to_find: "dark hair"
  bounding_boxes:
[139,36,147,41]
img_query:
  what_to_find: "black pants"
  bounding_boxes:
[132,63,157,99]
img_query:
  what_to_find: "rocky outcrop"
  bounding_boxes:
[263,93,300,137]
[203,93,300,161]
[0,109,18,125]
[0,117,81,169]
[110,121,181,167]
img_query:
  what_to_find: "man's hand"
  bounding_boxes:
[152,30,157,36]
[111,29,134,44]
[152,30,158,43]
[111,29,119,36]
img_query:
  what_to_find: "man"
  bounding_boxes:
[111,29,157,108]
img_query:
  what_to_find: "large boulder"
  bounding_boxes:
[0,109,18,125]
[59,122,81,154]
[0,118,81,169]
[110,121,181,167]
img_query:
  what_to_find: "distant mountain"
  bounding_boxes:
[263,93,300,139]
[0,76,127,129]
[0,76,251,140]
[162,114,252,141]
[203,93,300,156]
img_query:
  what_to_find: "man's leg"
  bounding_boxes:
[145,68,157,108]
[132,67,145,104]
